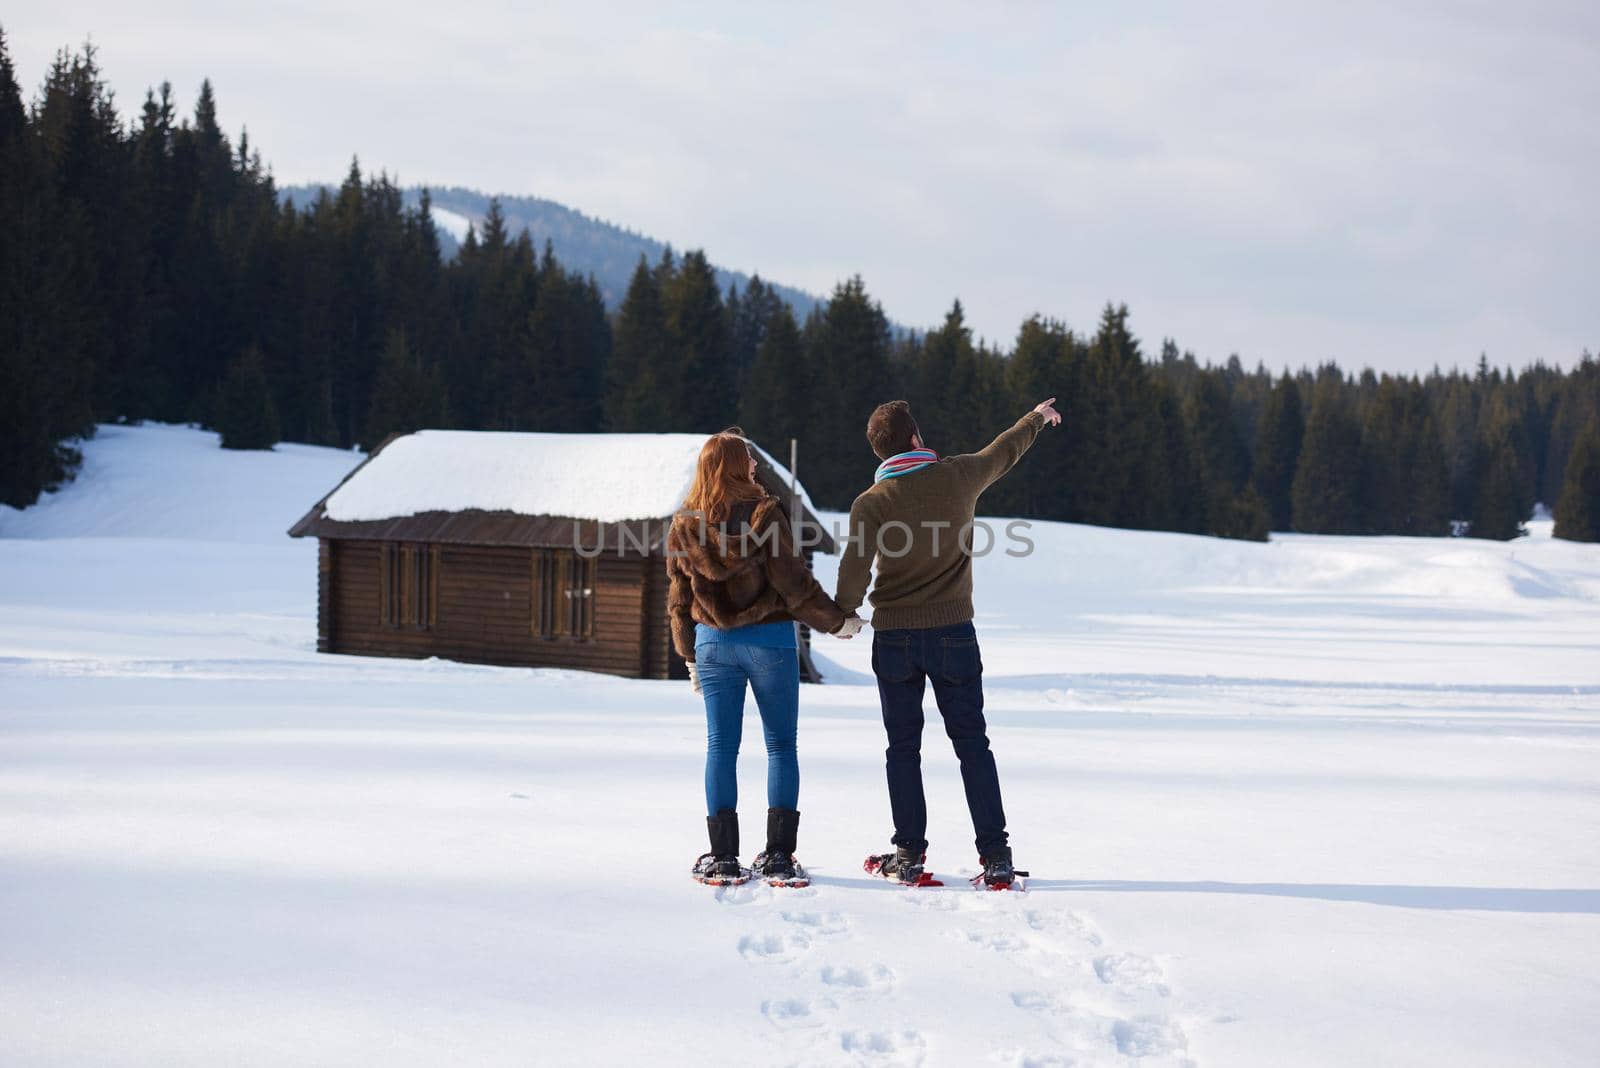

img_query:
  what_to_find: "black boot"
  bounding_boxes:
[754,807,808,886]
[975,845,1028,889]
[692,808,748,885]
[865,844,927,884]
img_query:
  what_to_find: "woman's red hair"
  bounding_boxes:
[683,428,766,524]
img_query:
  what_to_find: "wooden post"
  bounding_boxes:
[789,436,824,685]
[789,437,798,516]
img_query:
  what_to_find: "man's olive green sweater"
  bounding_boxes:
[836,411,1046,630]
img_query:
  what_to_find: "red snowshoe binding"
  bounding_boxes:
[864,845,944,887]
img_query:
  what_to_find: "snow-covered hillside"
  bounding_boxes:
[3,425,1597,1067]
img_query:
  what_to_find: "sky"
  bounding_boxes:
[9,1,1597,374]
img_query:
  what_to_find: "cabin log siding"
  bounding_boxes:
[327,540,656,677]
[317,539,335,653]
[642,553,680,679]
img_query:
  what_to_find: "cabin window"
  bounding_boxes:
[533,549,594,641]
[380,543,438,630]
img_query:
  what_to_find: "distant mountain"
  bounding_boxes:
[278,183,824,318]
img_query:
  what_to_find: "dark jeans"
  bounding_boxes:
[871,620,1008,857]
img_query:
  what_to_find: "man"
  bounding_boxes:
[835,397,1060,888]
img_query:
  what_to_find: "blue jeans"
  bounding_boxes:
[696,622,801,816]
[872,620,1008,857]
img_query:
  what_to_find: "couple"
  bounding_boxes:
[666,396,1061,889]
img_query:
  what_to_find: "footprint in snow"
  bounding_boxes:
[821,963,896,994]
[1025,908,1103,947]
[713,882,759,906]
[760,997,827,1031]
[997,1053,1075,1068]
[838,1029,926,1066]
[899,889,961,911]
[738,931,812,964]
[963,929,1029,953]
[1013,990,1188,1064]
[1110,1015,1188,1058]
[1093,953,1170,997]
[1010,989,1070,1017]
[781,909,850,936]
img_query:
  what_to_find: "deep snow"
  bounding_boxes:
[322,428,817,524]
[1,424,1597,1067]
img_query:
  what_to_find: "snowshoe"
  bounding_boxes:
[752,808,809,887]
[864,847,943,888]
[692,852,751,887]
[971,847,1029,891]
[753,851,810,888]
[694,809,749,885]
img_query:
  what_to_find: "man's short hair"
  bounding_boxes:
[866,400,920,460]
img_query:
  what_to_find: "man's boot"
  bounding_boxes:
[865,844,930,885]
[975,845,1029,890]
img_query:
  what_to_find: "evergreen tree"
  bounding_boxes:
[0,32,94,506]
[914,301,991,454]
[1141,376,1209,534]
[1540,354,1600,505]
[1554,425,1600,542]
[999,316,1079,518]
[802,277,893,507]
[522,246,607,431]
[1358,376,1449,535]
[1468,394,1536,539]
[455,206,538,431]
[726,274,780,399]
[1469,434,1528,540]
[215,345,280,449]
[1184,369,1263,538]
[1075,304,1157,529]
[661,249,731,430]
[1291,370,1363,533]
[606,255,672,430]
[739,302,808,453]
[361,329,446,450]
[1434,374,1479,519]
[1252,373,1303,530]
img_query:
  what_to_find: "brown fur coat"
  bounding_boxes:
[665,495,849,662]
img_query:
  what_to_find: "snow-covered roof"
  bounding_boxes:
[321,429,818,525]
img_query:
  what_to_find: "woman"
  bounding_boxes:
[666,429,862,887]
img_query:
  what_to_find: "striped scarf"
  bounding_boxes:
[874,447,939,483]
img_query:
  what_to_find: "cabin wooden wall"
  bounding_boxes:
[640,553,687,680]
[326,539,657,677]
[317,539,335,653]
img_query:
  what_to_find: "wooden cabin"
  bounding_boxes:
[288,430,837,681]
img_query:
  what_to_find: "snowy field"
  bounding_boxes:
[3,424,1598,1067]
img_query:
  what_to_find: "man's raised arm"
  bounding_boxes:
[957,397,1062,491]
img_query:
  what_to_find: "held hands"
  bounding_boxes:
[1033,397,1062,426]
[834,616,864,640]
[689,661,702,694]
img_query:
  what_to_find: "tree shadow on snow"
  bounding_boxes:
[1029,879,1600,914]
